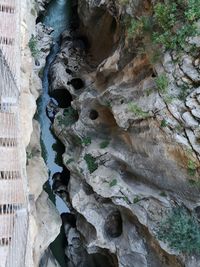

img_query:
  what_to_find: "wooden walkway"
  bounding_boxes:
[0,0,29,266]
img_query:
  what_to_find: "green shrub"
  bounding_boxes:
[74,136,91,146]
[57,107,78,127]
[81,137,91,146]
[160,119,168,128]
[153,0,199,50]
[133,196,141,204]
[66,158,74,165]
[84,154,98,173]
[128,103,149,118]
[99,140,110,149]
[109,179,117,187]
[178,85,189,101]
[188,179,200,188]
[127,19,144,37]
[157,207,200,254]
[184,0,200,22]
[159,191,167,197]
[188,160,197,176]
[155,74,168,94]
[126,0,200,52]
[28,35,39,58]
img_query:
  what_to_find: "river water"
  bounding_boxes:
[37,0,71,214]
[37,0,71,266]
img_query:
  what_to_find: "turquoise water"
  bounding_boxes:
[38,0,71,214]
[37,1,71,266]
[42,0,71,39]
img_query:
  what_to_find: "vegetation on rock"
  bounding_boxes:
[28,35,39,58]
[187,159,197,176]
[128,102,149,118]
[109,179,117,187]
[126,0,200,52]
[57,107,78,127]
[81,136,92,146]
[84,154,98,173]
[155,74,168,94]
[99,140,110,149]
[157,207,200,254]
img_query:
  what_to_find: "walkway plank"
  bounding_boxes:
[0,113,17,139]
[0,214,14,238]
[0,147,20,171]
[0,179,25,205]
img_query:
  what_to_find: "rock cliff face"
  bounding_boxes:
[49,0,200,266]
[21,0,61,266]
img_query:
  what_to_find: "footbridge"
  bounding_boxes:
[0,0,30,266]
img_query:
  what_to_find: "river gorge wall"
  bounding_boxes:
[21,0,61,266]
[23,0,200,266]
[49,0,200,267]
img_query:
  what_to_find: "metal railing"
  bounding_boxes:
[0,0,30,266]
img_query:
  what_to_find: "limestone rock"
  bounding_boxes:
[50,0,200,266]
[181,56,200,83]
[36,0,51,13]
[182,111,198,129]
[104,210,123,238]
[34,191,62,266]
[35,22,53,71]
[27,120,48,201]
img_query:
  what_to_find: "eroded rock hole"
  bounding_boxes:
[82,181,94,195]
[152,72,156,78]
[52,167,70,193]
[110,17,117,33]
[104,210,123,238]
[52,180,66,193]
[67,78,84,90]
[61,212,76,228]
[66,68,72,75]
[73,38,87,53]
[50,89,72,108]
[89,109,99,120]
[75,35,90,50]
[87,252,117,267]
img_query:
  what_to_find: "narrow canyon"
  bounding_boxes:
[23,0,200,266]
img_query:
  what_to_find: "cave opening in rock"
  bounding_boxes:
[87,252,118,267]
[89,109,99,120]
[104,210,123,238]
[66,68,73,74]
[152,72,156,78]
[52,166,70,189]
[61,212,76,228]
[78,5,119,65]
[50,88,72,108]
[67,78,84,90]
[75,35,90,50]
